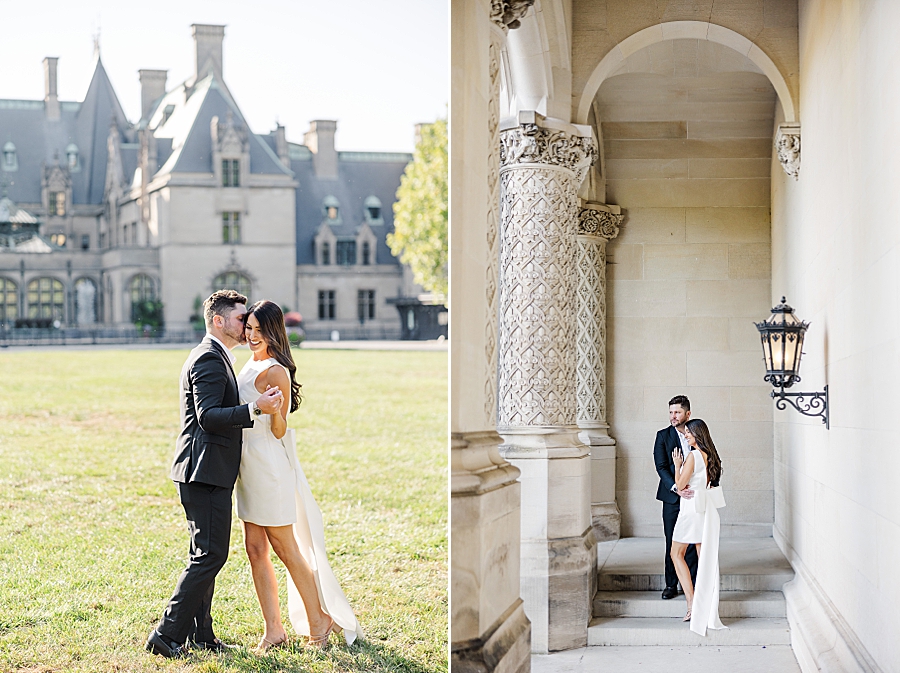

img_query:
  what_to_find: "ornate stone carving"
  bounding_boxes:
[500,124,598,184]
[775,123,800,180]
[484,37,502,424]
[490,0,535,31]
[578,208,623,239]
[576,204,620,429]
[497,165,580,428]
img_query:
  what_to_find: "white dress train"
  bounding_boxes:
[235,357,363,645]
[690,479,727,637]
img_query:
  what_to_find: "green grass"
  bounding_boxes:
[0,348,447,672]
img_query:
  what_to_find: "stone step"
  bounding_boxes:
[593,590,786,618]
[597,570,793,592]
[587,616,792,647]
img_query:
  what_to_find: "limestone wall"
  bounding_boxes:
[770,1,900,670]
[599,38,775,538]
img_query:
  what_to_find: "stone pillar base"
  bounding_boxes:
[591,502,620,542]
[521,530,594,652]
[451,600,532,673]
[502,429,593,653]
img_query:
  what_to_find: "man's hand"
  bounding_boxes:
[255,386,283,414]
[677,487,694,500]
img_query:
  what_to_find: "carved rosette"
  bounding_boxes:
[775,123,800,180]
[578,208,623,240]
[484,36,502,424]
[490,0,535,31]
[575,207,621,428]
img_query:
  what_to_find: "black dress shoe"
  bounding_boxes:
[189,637,240,652]
[661,586,678,599]
[145,630,188,658]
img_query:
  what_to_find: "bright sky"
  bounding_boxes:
[1,0,448,153]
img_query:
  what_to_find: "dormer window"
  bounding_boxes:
[322,241,331,265]
[2,142,17,171]
[362,241,371,265]
[322,195,341,223]
[364,195,383,223]
[222,159,240,187]
[162,104,175,125]
[66,143,79,171]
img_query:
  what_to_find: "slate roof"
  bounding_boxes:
[0,57,130,206]
[291,149,411,265]
[149,75,290,178]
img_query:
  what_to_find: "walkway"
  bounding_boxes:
[533,537,801,672]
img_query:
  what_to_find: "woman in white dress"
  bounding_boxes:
[670,418,726,635]
[235,300,362,650]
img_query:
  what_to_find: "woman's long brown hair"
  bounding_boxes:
[245,300,302,412]
[685,418,722,487]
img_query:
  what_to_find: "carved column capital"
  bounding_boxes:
[775,123,800,180]
[490,0,535,31]
[578,203,624,240]
[500,113,598,183]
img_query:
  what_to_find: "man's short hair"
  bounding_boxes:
[668,395,690,411]
[203,289,248,329]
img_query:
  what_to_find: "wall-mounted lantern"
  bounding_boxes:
[754,297,829,428]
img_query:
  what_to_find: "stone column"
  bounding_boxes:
[576,203,623,544]
[497,111,597,653]
[450,1,533,670]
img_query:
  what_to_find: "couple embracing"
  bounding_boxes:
[146,290,362,658]
[654,395,727,636]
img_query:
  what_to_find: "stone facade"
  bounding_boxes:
[0,26,417,336]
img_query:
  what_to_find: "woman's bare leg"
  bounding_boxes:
[265,525,331,634]
[243,521,288,645]
[670,541,694,612]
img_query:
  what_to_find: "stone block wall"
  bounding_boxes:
[598,38,775,538]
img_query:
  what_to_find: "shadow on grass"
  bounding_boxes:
[190,637,441,673]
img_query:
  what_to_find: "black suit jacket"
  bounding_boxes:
[170,337,255,488]
[654,425,684,505]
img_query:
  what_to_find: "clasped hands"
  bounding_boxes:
[672,448,694,500]
[255,385,283,414]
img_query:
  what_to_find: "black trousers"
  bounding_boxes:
[662,500,698,589]
[157,482,233,644]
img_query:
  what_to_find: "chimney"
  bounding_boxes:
[43,57,60,121]
[192,24,225,81]
[304,120,338,179]
[274,124,290,168]
[139,69,167,121]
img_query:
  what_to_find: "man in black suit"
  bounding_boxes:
[146,290,283,658]
[654,394,698,600]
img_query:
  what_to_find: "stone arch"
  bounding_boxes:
[575,21,796,125]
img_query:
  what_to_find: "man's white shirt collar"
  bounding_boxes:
[207,333,237,367]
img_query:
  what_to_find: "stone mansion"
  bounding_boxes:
[0,24,420,337]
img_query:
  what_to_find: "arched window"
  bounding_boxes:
[2,142,17,171]
[66,143,80,171]
[0,277,18,323]
[213,272,251,300]
[74,278,97,325]
[27,277,64,320]
[128,273,159,322]
[129,274,157,304]
[364,195,383,223]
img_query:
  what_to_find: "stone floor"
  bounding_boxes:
[533,537,802,672]
[531,645,801,672]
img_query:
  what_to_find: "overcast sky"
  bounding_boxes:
[0,0,448,153]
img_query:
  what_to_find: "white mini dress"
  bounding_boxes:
[672,448,706,544]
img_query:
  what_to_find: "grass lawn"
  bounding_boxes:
[0,347,447,672]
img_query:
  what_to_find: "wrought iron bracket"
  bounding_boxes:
[771,385,829,429]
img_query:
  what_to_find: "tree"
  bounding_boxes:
[388,118,448,299]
